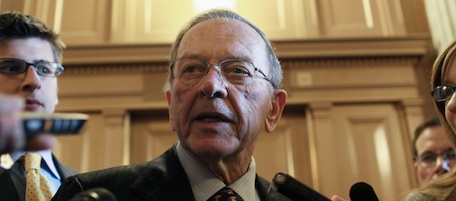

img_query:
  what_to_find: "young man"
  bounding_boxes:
[53,9,288,201]
[0,12,77,201]
[413,118,455,185]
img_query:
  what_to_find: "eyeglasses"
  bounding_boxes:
[0,58,64,78]
[414,149,456,168]
[171,57,272,86]
[431,85,456,102]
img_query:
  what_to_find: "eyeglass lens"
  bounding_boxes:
[0,58,63,77]
[432,85,456,102]
[416,149,456,167]
[173,57,263,85]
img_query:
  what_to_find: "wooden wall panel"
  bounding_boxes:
[130,110,177,164]
[236,0,308,39]
[2,0,421,44]
[254,105,311,184]
[54,112,105,172]
[311,103,414,200]
[317,0,406,37]
[58,0,110,45]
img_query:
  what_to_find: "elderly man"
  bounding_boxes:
[53,9,288,201]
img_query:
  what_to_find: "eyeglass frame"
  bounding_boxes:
[169,56,273,86]
[0,58,64,78]
[431,85,456,102]
[414,149,456,168]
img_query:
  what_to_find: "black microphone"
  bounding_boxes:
[270,172,330,201]
[69,188,117,201]
[349,182,379,201]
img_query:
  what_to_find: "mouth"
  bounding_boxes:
[195,112,232,123]
[24,99,43,111]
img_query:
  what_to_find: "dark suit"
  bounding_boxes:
[0,154,77,201]
[52,145,290,201]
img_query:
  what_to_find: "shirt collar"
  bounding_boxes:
[10,149,60,180]
[176,141,258,201]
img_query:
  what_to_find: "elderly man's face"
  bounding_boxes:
[166,19,285,161]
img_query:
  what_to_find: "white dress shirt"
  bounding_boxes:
[176,141,261,201]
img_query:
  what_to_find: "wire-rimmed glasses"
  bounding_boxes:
[171,56,272,86]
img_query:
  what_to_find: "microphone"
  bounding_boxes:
[69,188,117,201]
[270,172,330,201]
[349,182,379,201]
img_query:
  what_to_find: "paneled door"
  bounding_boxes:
[311,103,414,200]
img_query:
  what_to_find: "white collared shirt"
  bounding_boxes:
[176,141,260,201]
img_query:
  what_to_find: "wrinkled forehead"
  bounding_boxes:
[177,19,267,61]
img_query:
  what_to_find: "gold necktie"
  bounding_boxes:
[24,153,53,201]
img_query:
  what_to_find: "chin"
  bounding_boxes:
[193,143,236,157]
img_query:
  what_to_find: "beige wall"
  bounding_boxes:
[1,0,435,200]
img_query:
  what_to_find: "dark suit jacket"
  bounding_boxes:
[52,145,290,201]
[0,153,78,201]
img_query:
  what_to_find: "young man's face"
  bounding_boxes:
[0,38,59,113]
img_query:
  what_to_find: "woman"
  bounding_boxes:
[405,41,456,200]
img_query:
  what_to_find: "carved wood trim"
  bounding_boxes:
[62,36,432,65]
[63,63,169,75]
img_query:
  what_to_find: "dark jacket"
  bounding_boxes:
[0,154,78,201]
[52,145,290,201]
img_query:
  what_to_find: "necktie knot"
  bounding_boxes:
[207,187,244,201]
[23,153,53,201]
[24,153,42,170]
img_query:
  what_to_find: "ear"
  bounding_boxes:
[264,89,287,133]
[166,89,175,131]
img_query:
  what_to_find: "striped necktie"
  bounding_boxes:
[24,153,53,201]
[207,187,244,201]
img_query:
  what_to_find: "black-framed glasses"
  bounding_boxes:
[414,149,456,168]
[171,57,272,86]
[0,58,64,77]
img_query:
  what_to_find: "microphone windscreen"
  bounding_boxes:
[70,188,117,201]
[271,172,330,201]
[349,182,379,201]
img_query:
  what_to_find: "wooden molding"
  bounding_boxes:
[62,36,433,65]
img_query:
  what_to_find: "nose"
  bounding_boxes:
[199,66,227,98]
[434,156,450,174]
[21,65,41,92]
[446,91,456,113]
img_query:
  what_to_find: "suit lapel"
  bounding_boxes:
[0,161,26,201]
[130,146,195,201]
[51,154,78,181]
[129,146,288,201]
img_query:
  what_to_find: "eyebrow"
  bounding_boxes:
[420,148,454,155]
[178,54,253,63]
